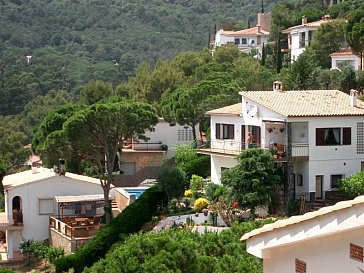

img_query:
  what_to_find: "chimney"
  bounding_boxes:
[302,16,307,25]
[257,12,272,32]
[273,81,283,92]
[350,89,358,107]
[257,25,261,33]
[323,14,331,21]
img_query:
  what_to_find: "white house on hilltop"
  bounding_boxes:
[241,195,364,273]
[331,48,362,71]
[282,15,332,62]
[198,81,364,203]
[211,12,271,56]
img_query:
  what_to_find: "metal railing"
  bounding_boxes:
[0,212,23,227]
[199,140,309,157]
[122,142,164,151]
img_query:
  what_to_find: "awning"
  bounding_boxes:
[55,194,109,203]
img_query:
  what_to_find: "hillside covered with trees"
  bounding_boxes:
[1,0,350,116]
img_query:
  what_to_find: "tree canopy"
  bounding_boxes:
[33,98,159,223]
[221,148,281,219]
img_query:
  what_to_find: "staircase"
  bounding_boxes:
[305,190,353,212]
[111,200,120,218]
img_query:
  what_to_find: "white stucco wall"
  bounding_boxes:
[142,119,199,157]
[289,116,363,196]
[289,27,317,62]
[263,226,364,273]
[331,54,361,71]
[6,174,103,256]
[210,155,238,184]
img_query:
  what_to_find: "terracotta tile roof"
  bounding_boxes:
[282,18,331,33]
[206,103,242,116]
[240,90,364,117]
[222,26,269,36]
[330,48,355,56]
[241,195,364,241]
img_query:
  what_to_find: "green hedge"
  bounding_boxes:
[55,185,167,273]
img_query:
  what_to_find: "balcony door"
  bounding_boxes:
[241,125,246,149]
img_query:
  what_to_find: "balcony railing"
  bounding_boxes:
[50,216,101,239]
[198,140,309,158]
[122,142,165,151]
[0,212,23,227]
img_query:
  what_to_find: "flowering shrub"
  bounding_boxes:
[194,198,209,212]
[184,189,193,197]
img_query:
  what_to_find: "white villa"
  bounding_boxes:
[1,168,105,259]
[282,15,332,62]
[211,12,271,56]
[331,48,362,71]
[241,195,364,273]
[198,81,364,202]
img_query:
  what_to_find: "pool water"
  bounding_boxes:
[125,189,146,199]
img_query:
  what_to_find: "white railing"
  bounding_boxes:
[203,141,309,158]
[292,144,309,157]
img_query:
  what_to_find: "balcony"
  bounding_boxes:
[50,216,102,239]
[197,140,309,161]
[122,142,166,152]
[0,212,23,231]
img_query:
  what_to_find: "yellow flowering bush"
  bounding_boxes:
[184,189,193,197]
[193,197,209,212]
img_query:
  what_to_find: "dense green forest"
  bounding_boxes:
[1,0,351,116]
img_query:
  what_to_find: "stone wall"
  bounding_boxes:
[50,229,74,254]
[121,151,165,173]
[115,190,136,211]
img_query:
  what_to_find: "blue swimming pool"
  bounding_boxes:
[125,189,146,199]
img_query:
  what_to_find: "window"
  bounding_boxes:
[234,38,240,44]
[361,161,364,171]
[241,38,247,44]
[331,174,343,188]
[316,127,351,146]
[350,243,363,262]
[216,123,234,140]
[297,174,303,186]
[299,32,305,48]
[295,258,306,273]
[358,122,364,154]
[292,122,308,143]
[39,199,54,215]
[178,129,193,141]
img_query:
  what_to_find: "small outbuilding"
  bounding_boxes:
[241,196,364,273]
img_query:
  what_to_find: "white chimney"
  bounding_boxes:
[302,16,307,25]
[350,89,358,107]
[273,81,283,92]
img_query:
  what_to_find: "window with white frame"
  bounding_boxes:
[39,198,54,215]
[215,123,234,140]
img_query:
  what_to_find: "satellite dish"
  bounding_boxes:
[247,104,258,117]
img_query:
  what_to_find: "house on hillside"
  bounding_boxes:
[331,48,362,71]
[113,118,198,187]
[1,167,105,259]
[211,12,271,57]
[282,15,332,62]
[198,81,364,203]
[241,195,364,273]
